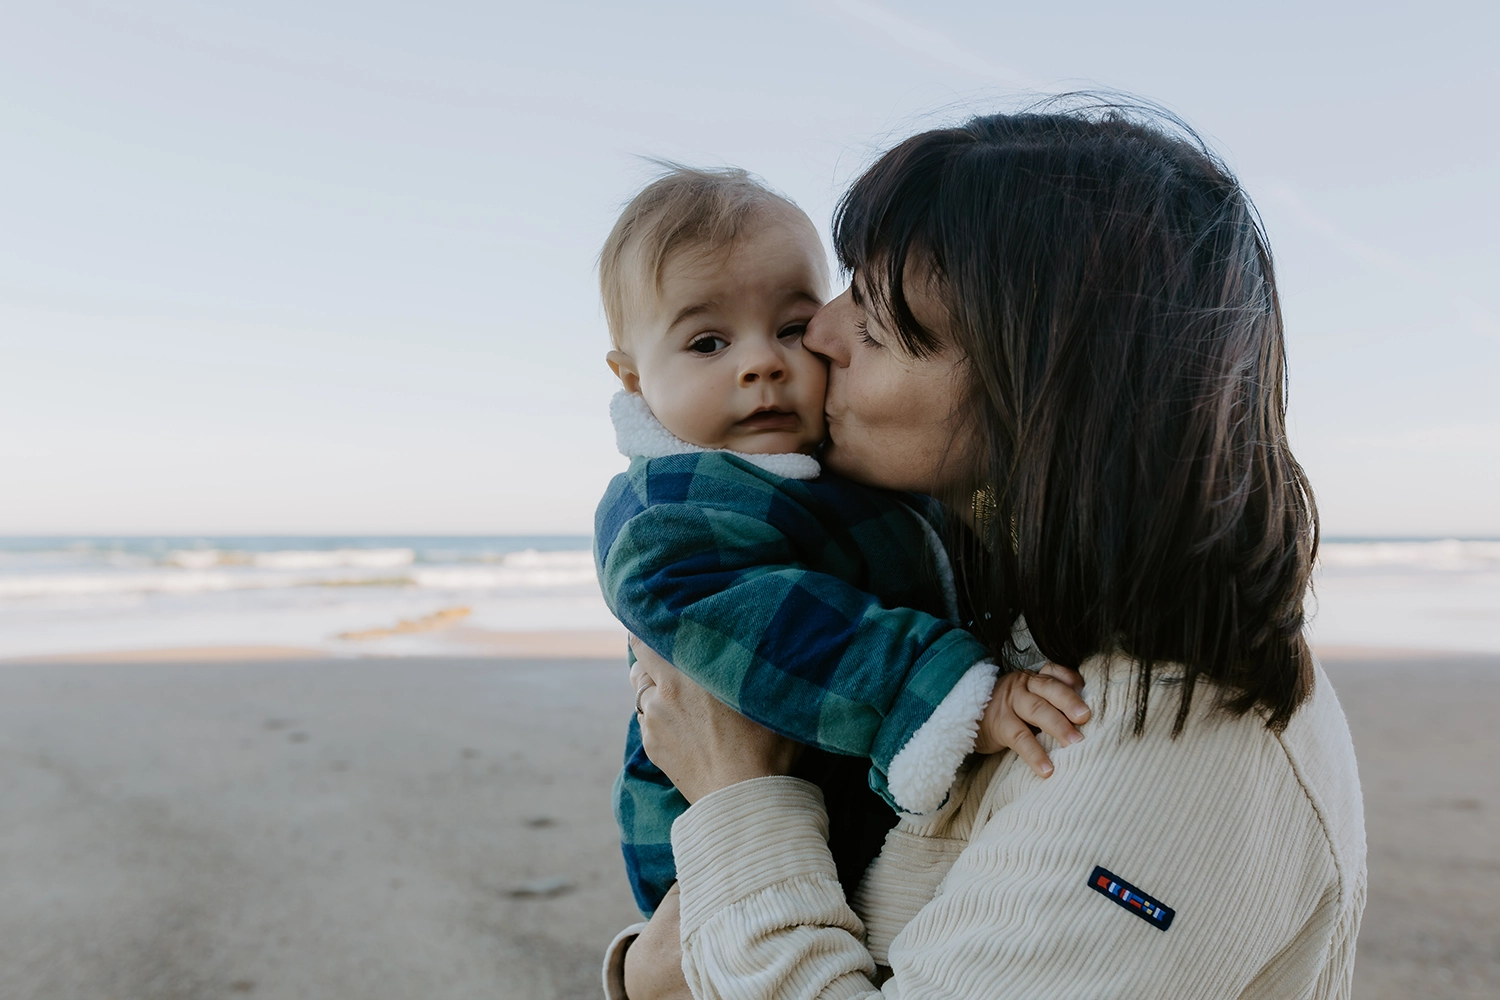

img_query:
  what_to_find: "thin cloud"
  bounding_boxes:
[1263,183,1500,340]
[810,0,1041,89]
[1453,295,1500,338]
[1328,423,1500,457]
[1262,184,1407,276]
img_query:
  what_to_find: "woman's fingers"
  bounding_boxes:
[630,635,681,687]
[635,680,659,720]
[629,635,679,710]
[625,637,799,802]
[627,634,650,691]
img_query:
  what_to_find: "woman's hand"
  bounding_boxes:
[629,635,800,803]
[622,884,692,1000]
[974,663,1091,777]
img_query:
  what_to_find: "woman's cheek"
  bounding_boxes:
[828,413,901,488]
[825,363,892,480]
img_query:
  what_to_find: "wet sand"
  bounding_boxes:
[1323,653,1500,999]
[0,653,1492,998]
[0,656,642,999]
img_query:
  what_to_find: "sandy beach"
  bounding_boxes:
[0,650,1492,999]
[1321,651,1500,999]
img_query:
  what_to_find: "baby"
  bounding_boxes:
[595,167,1080,917]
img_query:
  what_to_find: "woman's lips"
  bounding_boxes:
[736,410,800,432]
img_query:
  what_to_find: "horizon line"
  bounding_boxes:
[1,533,1497,544]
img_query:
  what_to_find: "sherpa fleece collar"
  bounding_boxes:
[610,391,821,481]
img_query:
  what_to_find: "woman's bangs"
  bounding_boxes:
[832,134,963,358]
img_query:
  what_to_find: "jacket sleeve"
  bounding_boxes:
[598,488,996,814]
[673,705,1347,1000]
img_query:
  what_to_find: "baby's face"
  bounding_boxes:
[612,209,829,455]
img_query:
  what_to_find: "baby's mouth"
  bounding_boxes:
[736,408,800,432]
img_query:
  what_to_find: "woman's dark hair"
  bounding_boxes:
[834,100,1318,733]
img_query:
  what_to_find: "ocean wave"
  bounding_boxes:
[167,548,416,570]
[411,550,597,589]
[0,571,263,598]
[8,540,1496,602]
[1318,539,1500,573]
[0,549,598,600]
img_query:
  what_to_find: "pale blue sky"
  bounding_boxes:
[1,1,1495,535]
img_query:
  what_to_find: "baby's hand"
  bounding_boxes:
[974,663,1091,777]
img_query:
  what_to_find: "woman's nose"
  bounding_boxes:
[804,290,852,367]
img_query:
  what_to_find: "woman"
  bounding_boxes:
[610,105,1366,999]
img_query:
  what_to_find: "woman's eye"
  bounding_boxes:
[856,319,881,348]
[778,323,808,341]
[688,335,729,354]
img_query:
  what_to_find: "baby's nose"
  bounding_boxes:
[739,351,787,386]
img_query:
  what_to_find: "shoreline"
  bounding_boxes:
[6,637,1496,666]
[1314,645,1500,663]
[0,629,629,665]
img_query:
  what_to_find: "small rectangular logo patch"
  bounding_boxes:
[1087,866,1175,931]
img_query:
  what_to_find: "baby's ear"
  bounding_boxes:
[606,350,641,394]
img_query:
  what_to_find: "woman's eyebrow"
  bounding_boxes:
[849,279,865,308]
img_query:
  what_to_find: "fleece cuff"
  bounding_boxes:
[885,660,999,814]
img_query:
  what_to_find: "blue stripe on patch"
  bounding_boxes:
[1087,865,1175,931]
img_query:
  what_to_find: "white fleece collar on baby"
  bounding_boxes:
[610,391,821,481]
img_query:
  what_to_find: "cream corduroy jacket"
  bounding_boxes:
[621,656,1365,1000]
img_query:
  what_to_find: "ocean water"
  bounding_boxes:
[0,537,1496,660]
[1307,538,1500,654]
[0,536,615,659]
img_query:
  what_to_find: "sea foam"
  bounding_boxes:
[2,536,1496,659]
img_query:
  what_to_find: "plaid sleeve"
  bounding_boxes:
[595,455,993,809]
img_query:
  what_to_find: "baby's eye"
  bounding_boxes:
[688,334,729,355]
[778,323,808,342]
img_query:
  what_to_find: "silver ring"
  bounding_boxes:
[635,682,652,716]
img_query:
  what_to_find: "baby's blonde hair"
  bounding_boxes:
[599,165,806,347]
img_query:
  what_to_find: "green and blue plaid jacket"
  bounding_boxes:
[596,431,994,915]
